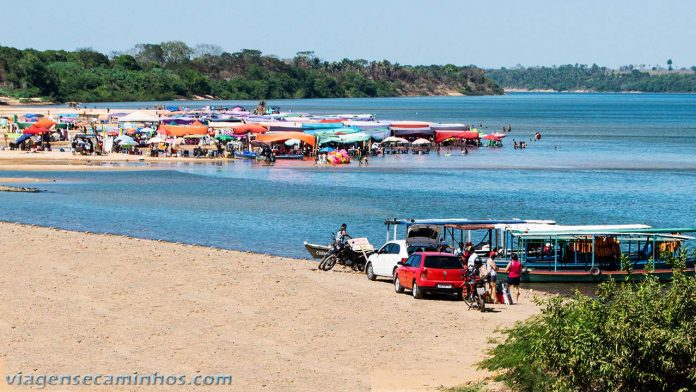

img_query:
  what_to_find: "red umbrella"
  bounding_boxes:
[107,130,119,136]
[23,126,51,135]
[434,130,480,143]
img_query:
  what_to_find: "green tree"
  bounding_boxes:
[112,54,141,71]
[160,41,193,65]
[480,262,696,392]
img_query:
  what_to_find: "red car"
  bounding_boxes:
[394,252,466,300]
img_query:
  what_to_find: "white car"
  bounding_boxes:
[365,225,441,280]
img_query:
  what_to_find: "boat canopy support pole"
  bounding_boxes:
[591,235,595,269]
[393,224,397,241]
[386,223,390,243]
[554,236,558,272]
[652,235,656,261]
[503,230,507,257]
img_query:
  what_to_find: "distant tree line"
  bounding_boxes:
[486,64,696,92]
[0,42,502,103]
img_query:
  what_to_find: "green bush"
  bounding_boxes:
[480,253,696,392]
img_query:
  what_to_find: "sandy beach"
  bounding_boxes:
[0,150,230,172]
[0,222,541,391]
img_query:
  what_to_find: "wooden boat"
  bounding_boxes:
[304,241,331,259]
[383,218,696,283]
[496,268,692,283]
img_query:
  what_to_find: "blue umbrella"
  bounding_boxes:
[318,147,334,153]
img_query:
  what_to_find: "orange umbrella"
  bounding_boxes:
[158,124,209,137]
[256,131,316,147]
[231,124,268,135]
[34,118,56,128]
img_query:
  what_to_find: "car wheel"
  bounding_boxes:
[455,289,463,301]
[394,274,404,293]
[366,263,376,281]
[412,281,423,299]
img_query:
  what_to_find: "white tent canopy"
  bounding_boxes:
[118,111,160,123]
[382,136,410,144]
[412,138,431,145]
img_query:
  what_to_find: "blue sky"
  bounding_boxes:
[3,0,694,68]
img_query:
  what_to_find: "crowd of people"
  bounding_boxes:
[450,241,522,304]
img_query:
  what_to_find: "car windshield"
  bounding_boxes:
[424,256,463,269]
[407,245,437,254]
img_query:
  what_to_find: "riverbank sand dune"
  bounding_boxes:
[0,223,541,391]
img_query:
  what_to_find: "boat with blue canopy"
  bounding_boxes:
[383,218,696,282]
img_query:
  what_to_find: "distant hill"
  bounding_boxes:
[486,64,696,93]
[0,42,503,103]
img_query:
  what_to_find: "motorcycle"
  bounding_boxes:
[317,236,373,272]
[462,265,487,312]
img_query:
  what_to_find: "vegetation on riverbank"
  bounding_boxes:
[0,42,502,103]
[479,249,696,392]
[487,64,696,92]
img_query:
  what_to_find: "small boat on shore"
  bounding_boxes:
[304,241,331,259]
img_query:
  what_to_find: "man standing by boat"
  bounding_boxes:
[335,224,352,248]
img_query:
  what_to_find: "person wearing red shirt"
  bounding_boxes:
[503,254,523,303]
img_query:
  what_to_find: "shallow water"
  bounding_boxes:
[4,93,696,259]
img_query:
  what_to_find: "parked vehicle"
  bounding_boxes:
[365,224,440,281]
[318,237,374,272]
[393,252,466,300]
[462,265,487,312]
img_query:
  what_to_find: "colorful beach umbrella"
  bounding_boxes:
[23,126,51,135]
[147,137,165,144]
[215,134,233,141]
[34,118,56,128]
[412,138,432,145]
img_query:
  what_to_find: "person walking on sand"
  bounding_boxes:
[503,254,522,303]
[486,252,500,304]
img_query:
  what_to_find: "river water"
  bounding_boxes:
[2,93,695,259]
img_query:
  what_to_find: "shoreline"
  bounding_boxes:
[0,222,542,391]
[0,150,231,171]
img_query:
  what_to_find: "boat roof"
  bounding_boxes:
[508,224,696,239]
[384,218,556,227]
